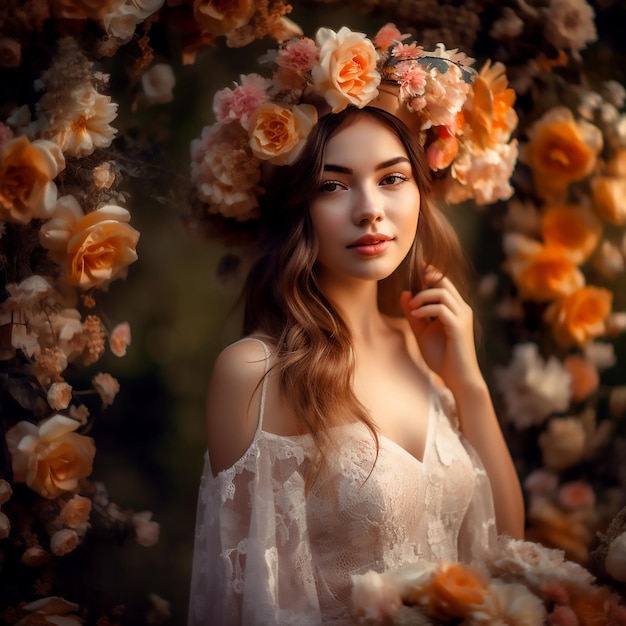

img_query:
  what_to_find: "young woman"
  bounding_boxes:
[187,21,524,623]
[187,104,524,625]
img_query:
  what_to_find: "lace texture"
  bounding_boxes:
[188,341,497,625]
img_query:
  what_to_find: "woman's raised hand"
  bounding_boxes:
[399,267,483,396]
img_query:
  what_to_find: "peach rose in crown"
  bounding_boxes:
[249,103,318,165]
[5,414,96,499]
[521,106,602,200]
[39,195,139,290]
[0,136,65,224]
[312,26,380,113]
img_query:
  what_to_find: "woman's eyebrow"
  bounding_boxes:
[323,156,410,174]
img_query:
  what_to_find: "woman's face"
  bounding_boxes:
[310,115,421,287]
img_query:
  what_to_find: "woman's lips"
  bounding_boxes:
[347,234,393,256]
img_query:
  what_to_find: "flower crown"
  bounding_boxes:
[190,23,519,224]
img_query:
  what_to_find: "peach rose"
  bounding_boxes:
[522,106,602,199]
[468,60,518,150]
[541,204,602,264]
[539,416,586,471]
[59,494,91,528]
[592,175,626,225]
[39,195,139,290]
[504,234,584,301]
[50,528,79,556]
[0,136,65,224]
[564,354,599,402]
[249,103,317,165]
[545,286,613,347]
[312,26,380,113]
[193,0,254,35]
[5,414,96,499]
[109,321,131,357]
[427,562,491,619]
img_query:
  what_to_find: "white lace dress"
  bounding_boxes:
[187,339,497,625]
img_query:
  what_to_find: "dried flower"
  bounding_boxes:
[47,381,73,410]
[109,321,131,357]
[59,494,92,528]
[141,63,176,104]
[92,372,120,407]
[132,510,160,547]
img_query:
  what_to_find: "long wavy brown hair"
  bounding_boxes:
[242,107,470,464]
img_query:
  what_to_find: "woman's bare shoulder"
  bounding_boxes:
[206,335,275,473]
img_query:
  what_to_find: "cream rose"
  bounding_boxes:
[312,26,380,113]
[539,416,586,470]
[0,136,65,224]
[50,528,79,556]
[5,414,96,499]
[249,103,317,165]
[39,195,140,290]
[606,531,626,582]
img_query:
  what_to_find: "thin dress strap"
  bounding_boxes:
[231,336,271,434]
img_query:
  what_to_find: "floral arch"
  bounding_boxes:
[1,0,626,623]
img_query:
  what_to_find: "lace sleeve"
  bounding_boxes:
[187,440,322,626]
[457,435,498,563]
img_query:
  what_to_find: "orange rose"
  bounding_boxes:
[0,136,65,224]
[193,0,254,35]
[522,107,602,200]
[592,176,626,225]
[312,26,380,113]
[249,103,317,165]
[426,562,491,619]
[39,195,139,290]
[541,203,602,264]
[570,586,612,626]
[504,234,584,301]
[545,286,613,347]
[468,60,517,149]
[5,415,95,499]
[526,497,592,563]
[564,354,599,402]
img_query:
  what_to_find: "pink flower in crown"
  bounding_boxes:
[275,37,319,74]
[394,60,427,99]
[212,74,271,130]
[373,23,411,51]
[392,41,425,61]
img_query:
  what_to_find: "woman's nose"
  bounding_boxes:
[353,186,384,224]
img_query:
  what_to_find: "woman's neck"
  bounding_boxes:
[320,278,389,343]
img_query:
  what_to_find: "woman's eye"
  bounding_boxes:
[380,174,408,186]
[319,181,342,193]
